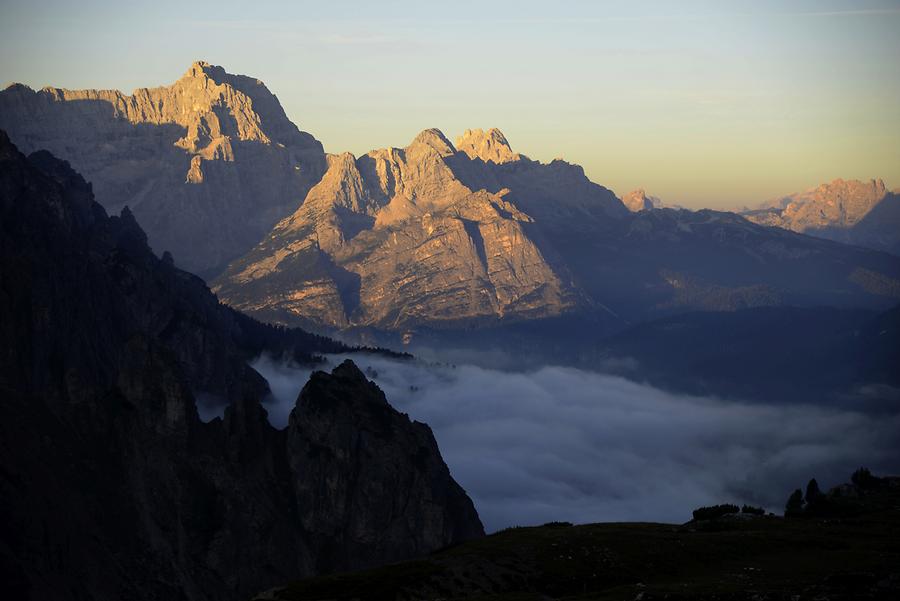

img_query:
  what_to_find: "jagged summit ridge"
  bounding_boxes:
[741,177,899,255]
[184,59,227,79]
[758,178,887,214]
[213,125,627,330]
[0,62,327,276]
[410,127,457,156]
[621,188,662,212]
[456,127,520,164]
[216,131,900,333]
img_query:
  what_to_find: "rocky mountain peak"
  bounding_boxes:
[183,59,216,78]
[2,82,32,93]
[622,188,650,211]
[814,177,886,199]
[296,360,393,419]
[741,177,899,255]
[455,127,519,164]
[621,188,665,212]
[0,63,327,277]
[181,60,236,82]
[215,121,583,329]
[331,357,369,380]
[409,128,457,156]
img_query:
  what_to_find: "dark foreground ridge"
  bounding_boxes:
[256,472,900,601]
[0,131,482,601]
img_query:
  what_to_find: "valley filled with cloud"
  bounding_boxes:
[251,353,900,532]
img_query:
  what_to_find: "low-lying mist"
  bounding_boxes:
[251,353,900,532]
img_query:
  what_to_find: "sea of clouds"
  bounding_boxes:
[246,353,900,532]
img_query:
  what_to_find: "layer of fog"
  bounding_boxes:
[250,353,900,532]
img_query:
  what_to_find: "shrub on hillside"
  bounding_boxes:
[741,504,765,516]
[692,504,740,521]
[541,521,574,529]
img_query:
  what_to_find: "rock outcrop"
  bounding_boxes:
[0,132,482,601]
[621,188,665,212]
[455,127,520,164]
[741,178,900,255]
[287,360,483,572]
[214,128,900,335]
[212,128,607,330]
[0,61,327,276]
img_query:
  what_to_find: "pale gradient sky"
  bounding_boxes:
[1,0,898,208]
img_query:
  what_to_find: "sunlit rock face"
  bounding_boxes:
[455,127,520,164]
[741,178,900,255]
[8,62,897,332]
[621,188,665,212]
[214,126,900,333]
[0,61,326,276]
[213,128,624,330]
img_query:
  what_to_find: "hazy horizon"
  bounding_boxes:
[2,0,899,208]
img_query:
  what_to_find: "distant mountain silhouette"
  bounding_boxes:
[620,188,666,211]
[597,304,900,406]
[741,178,900,256]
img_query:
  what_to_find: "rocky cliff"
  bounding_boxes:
[214,128,900,335]
[212,128,618,330]
[0,61,327,276]
[0,132,482,601]
[741,178,900,255]
[620,188,664,212]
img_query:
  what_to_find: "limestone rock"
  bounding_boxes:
[741,178,900,255]
[621,188,664,212]
[214,128,587,330]
[456,127,520,164]
[215,127,900,333]
[0,61,327,276]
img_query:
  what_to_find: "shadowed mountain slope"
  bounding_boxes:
[0,132,482,601]
[596,304,900,406]
[256,473,900,601]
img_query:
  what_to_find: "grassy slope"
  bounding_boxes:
[255,481,900,601]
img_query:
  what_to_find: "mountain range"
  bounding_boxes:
[740,178,900,256]
[3,59,900,601]
[212,125,900,336]
[629,179,900,256]
[0,131,481,601]
[2,62,899,342]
